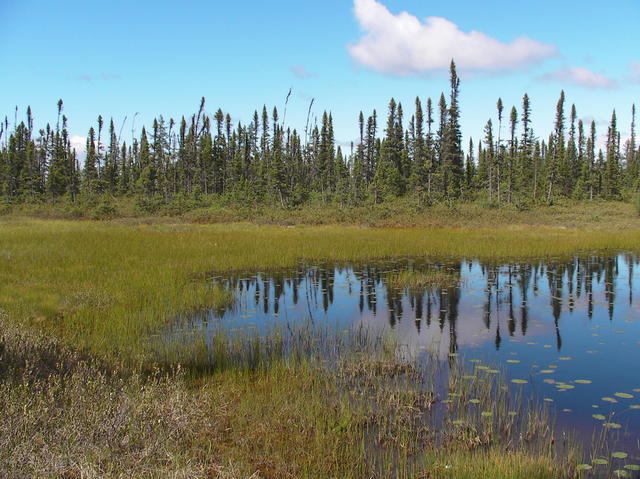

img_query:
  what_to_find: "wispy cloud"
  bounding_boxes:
[347,0,557,76]
[538,67,617,89]
[630,61,640,83]
[291,65,314,79]
[75,73,121,82]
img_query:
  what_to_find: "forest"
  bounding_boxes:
[2,62,638,214]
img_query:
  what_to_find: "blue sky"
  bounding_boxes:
[1,0,639,152]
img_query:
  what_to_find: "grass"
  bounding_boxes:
[386,268,459,290]
[6,196,640,230]
[0,314,578,478]
[1,215,637,477]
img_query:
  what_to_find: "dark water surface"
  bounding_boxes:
[190,254,640,458]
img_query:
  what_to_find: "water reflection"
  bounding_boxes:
[209,255,637,356]
[188,254,640,451]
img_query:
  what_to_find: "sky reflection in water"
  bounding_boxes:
[196,254,640,450]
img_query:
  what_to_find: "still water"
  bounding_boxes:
[192,254,640,452]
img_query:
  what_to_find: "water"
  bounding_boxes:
[187,254,640,455]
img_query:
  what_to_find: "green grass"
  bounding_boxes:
[387,268,459,290]
[1,216,636,477]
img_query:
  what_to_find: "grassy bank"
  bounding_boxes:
[4,197,640,229]
[1,217,636,477]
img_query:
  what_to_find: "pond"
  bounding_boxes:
[182,253,640,456]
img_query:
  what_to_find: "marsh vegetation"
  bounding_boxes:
[1,218,640,477]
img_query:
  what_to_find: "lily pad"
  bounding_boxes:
[511,379,528,384]
[603,422,622,429]
[576,464,592,471]
[593,458,609,465]
[592,414,606,420]
[614,392,634,399]
[575,380,592,384]
[557,384,575,390]
[612,452,628,459]
[603,397,619,403]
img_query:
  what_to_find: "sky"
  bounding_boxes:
[1,0,639,153]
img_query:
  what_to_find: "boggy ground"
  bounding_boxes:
[1,215,637,478]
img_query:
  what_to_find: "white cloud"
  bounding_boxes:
[347,0,557,76]
[630,61,640,83]
[291,65,314,79]
[539,67,617,89]
[69,135,87,156]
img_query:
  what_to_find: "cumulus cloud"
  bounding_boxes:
[291,65,314,79]
[539,67,617,89]
[630,61,640,83]
[69,135,87,156]
[347,0,557,76]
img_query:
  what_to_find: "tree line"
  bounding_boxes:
[1,62,638,210]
